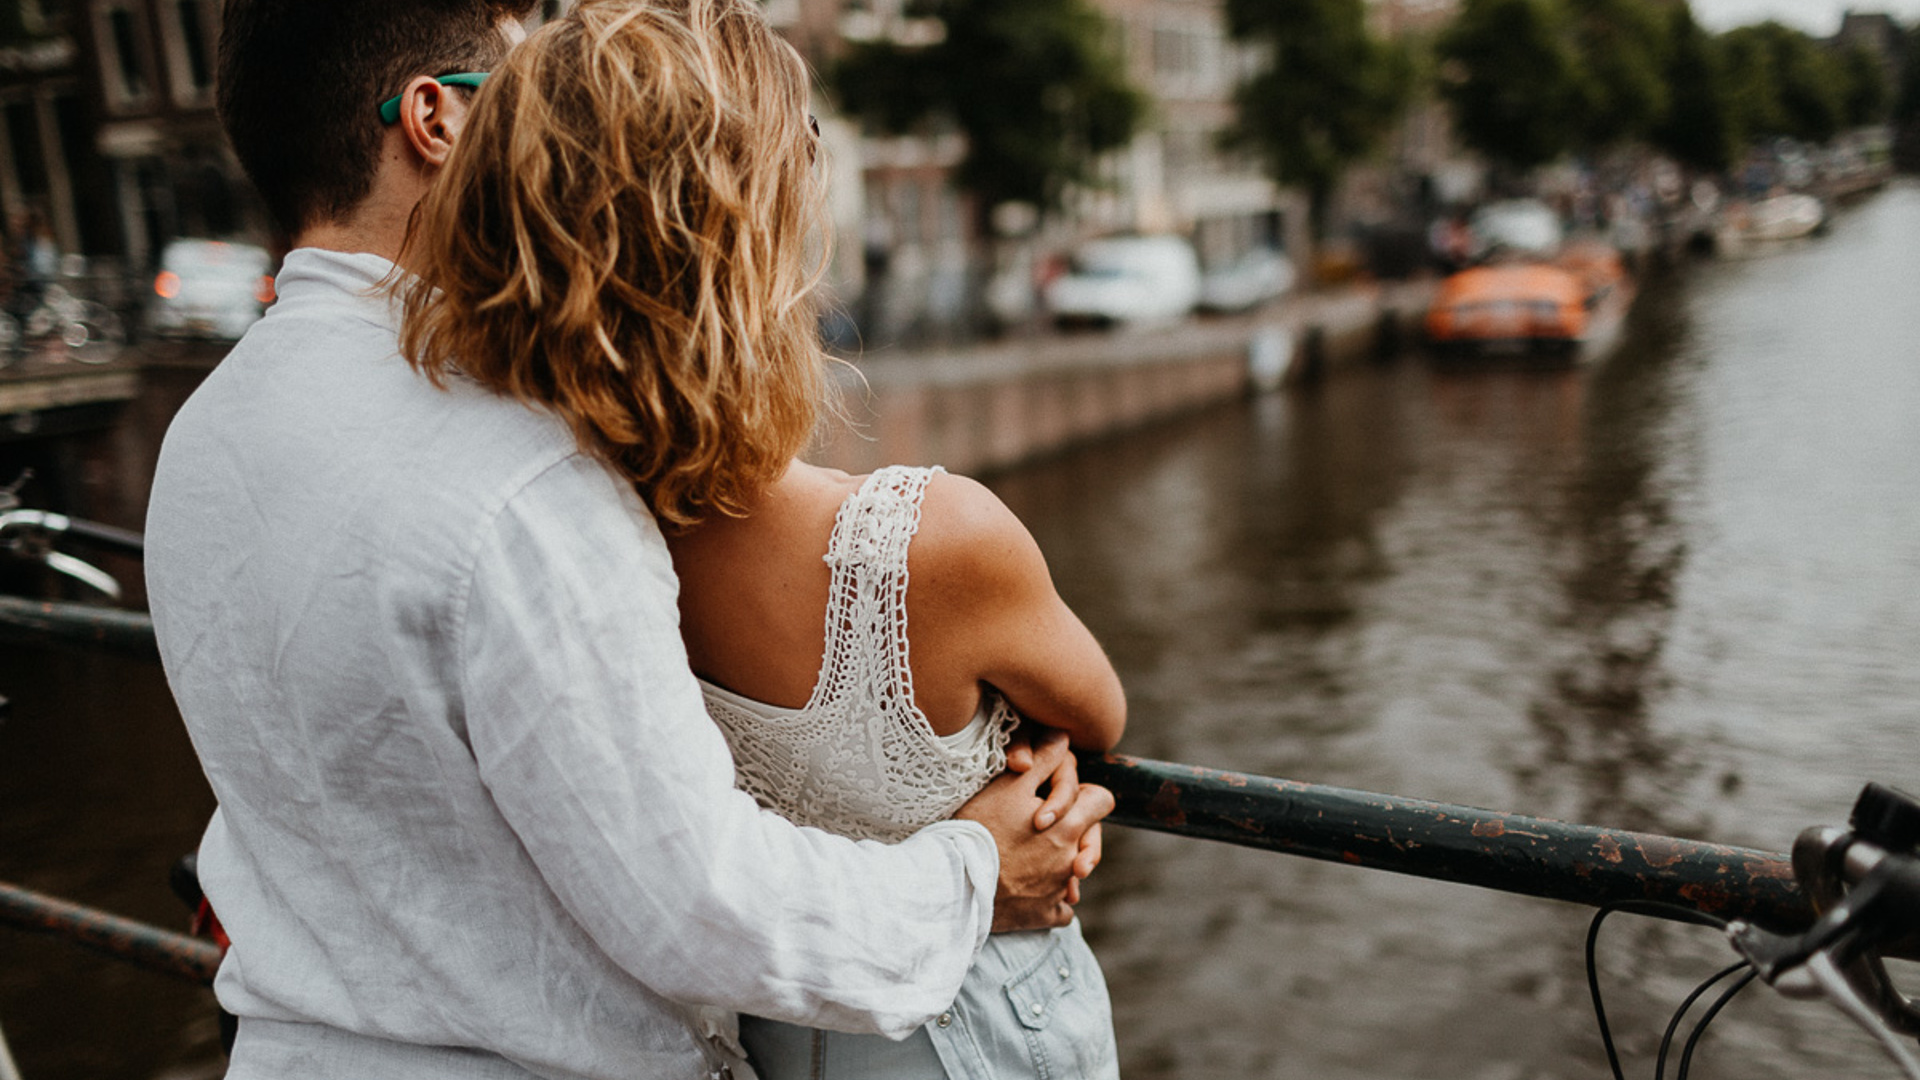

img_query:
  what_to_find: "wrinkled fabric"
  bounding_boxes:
[144,248,997,1080]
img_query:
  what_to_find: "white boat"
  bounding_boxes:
[1715,192,1826,250]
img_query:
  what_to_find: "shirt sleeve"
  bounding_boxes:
[456,454,996,1038]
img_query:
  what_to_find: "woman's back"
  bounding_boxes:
[669,461,1125,749]
[687,465,1017,841]
[666,459,1127,1080]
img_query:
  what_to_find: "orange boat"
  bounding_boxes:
[1424,261,1589,357]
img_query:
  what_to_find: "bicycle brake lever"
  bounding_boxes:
[1731,855,1920,1036]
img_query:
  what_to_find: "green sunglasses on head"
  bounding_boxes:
[378,72,491,125]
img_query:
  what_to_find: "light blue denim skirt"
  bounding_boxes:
[739,919,1118,1080]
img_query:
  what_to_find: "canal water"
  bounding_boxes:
[4,183,1919,1079]
[1004,183,1920,1080]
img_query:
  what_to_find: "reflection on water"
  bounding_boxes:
[996,184,1920,1079]
[4,187,1919,1080]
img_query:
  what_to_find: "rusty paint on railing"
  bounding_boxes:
[1081,753,1813,931]
[0,605,1826,942]
[0,881,221,985]
[0,596,159,660]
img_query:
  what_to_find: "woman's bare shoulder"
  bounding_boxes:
[911,470,1048,606]
[667,461,857,571]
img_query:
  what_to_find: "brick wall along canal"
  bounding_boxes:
[5,184,1920,1079]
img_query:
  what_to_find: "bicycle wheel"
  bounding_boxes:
[66,304,125,364]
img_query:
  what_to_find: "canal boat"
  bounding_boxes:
[1422,235,1633,363]
[1713,191,1827,252]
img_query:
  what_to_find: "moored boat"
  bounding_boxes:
[1713,191,1826,251]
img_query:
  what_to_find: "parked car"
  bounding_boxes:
[1043,235,1201,327]
[146,239,277,341]
[1468,199,1563,259]
[1197,247,1296,314]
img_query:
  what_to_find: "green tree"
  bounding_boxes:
[1220,0,1414,237]
[1719,22,1845,145]
[1895,21,1920,170]
[1564,0,1671,150]
[830,0,1145,219]
[1649,3,1735,173]
[1836,44,1891,128]
[1437,0,1587,173]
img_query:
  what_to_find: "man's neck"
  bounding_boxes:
[291,219,405,264]
[290,173,424,266]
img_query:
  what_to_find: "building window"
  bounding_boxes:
[96,2,156,110]
[1151,15,1229,98]
[162,0,217,105]
[1152,24,1196,79]
[4,99,48,199]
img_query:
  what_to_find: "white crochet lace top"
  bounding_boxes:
[699,465,1018,844]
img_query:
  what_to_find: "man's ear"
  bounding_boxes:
[393,76,471,169]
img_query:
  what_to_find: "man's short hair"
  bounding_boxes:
[218,0,539,236]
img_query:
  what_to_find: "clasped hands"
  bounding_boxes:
[954,726,1113,932]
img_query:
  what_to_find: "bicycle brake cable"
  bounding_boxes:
[1587,901,1731,1080]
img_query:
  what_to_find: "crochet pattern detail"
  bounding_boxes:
[702,465,1016,843]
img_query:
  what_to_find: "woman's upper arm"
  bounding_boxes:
[911,473,1126,750]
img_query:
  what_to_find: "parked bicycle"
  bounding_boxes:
[0,281,126,369]
[1587,781,1920,1080]
[0,471,141,602]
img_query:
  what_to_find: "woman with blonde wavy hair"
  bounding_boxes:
[400,2,1126,1078]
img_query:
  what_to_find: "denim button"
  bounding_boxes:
[1029,1002,1044,1016]
[936,1012,953,1028]
[1058,965,1070,979]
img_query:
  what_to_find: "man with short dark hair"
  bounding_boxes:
[216,0,529,251]
[146,3,1111,1077]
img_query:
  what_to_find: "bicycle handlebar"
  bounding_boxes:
[1727,783,1920,1067]
[0,509,145,554]
[0,506,143,602]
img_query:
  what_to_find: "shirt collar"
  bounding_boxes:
[270,247,406,330]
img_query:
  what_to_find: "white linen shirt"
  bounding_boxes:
[144,248,997,1080]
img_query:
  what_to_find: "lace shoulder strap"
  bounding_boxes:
[817,466,943,714]
[823,465,944,575]
[705,463,1014,842]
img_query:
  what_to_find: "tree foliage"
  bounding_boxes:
[1437,0,1588,171]
[1649,4,1735,173]
[830,0,1145,216]
[1438,1,1892,175]
[1718,22,1848,146]
[1221,0,1414,229]
[1564,0,1671,149]
[1896,22,1920,169]
[1836,44,1892,128]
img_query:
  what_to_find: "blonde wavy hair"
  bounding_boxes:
[398,0,829,528]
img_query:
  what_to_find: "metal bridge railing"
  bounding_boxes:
[2,594,1832,989]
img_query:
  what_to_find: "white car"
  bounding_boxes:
[1197,247,1296,314]
[146,239,277,341]
[1044,235,1201,327]
[1468,199,1564,259]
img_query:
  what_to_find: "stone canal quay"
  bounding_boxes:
[813,280,1436,476]
[0,280,1435,545]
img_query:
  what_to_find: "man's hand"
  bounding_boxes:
[955,728,1114,932]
